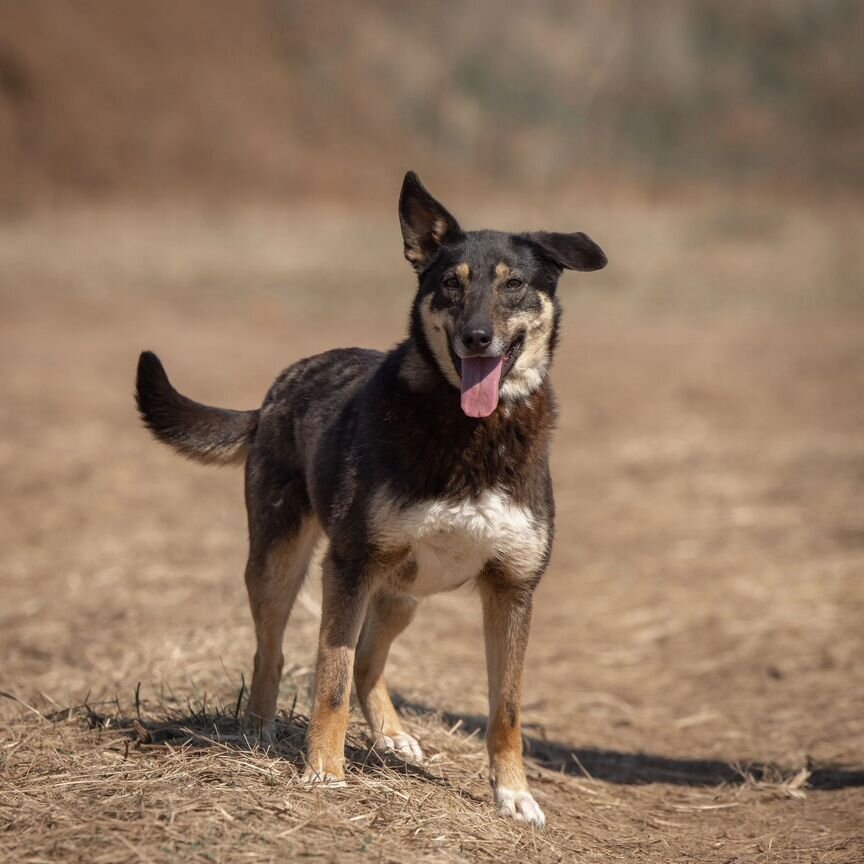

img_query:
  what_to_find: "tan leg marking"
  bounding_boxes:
[355,592,423,760]
[479,572,545,828]
[303,553,370,785]
[245,518,321,742]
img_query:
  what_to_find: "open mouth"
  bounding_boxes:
[501,335,524,377]
[449,335,524,382]
[450,335,524,419]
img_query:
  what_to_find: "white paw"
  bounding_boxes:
[495,787,546,828]
[374,732,425,762]
[300,767,347,788]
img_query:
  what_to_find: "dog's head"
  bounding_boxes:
[400,171,607,418]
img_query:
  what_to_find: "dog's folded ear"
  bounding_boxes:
[526,231,608,272]
[399,171,463,272]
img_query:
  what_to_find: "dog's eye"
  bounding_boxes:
[505,278,524,290]
[442,275,460,290]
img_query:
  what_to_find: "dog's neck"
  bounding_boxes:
[380,337,555,501]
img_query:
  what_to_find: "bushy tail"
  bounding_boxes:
[135,351,259,466]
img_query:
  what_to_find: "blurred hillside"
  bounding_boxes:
[1,0,863,209]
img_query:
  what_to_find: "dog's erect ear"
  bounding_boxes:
[527,232,607,272]
[399,171,463,272]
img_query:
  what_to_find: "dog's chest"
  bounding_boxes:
[371,489,544,596]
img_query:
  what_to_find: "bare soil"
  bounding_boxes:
[1,201,863,862]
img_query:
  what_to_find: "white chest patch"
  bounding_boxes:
[371,488,547,597]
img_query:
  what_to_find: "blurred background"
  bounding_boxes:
[2,0,864,207]
[1,0,862,319]
[2,3,863,862]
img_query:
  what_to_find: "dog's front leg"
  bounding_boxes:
[479,570,545,828]
[355,591,423,760]
[302,550,370,785]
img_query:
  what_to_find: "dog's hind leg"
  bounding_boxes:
[354,592,422,760]
[244,516,321,743]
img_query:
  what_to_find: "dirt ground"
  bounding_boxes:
[1,199,863,862]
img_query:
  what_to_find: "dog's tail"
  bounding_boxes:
[135,351,259,466]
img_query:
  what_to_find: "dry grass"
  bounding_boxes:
[6,683,858,864]
[1,197,863,862]
[4,685,861,863]
[3,682,619,864]
[2,687,539,864]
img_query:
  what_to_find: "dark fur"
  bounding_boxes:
[136,351,258,465]
[135,172,607,825]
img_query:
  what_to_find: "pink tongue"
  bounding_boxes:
[460,356,504,418]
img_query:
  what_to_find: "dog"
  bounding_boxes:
[135,172,607,827]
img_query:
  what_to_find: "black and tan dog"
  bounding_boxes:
[135,172,606,827]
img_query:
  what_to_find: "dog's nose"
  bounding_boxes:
[461,324,493,353]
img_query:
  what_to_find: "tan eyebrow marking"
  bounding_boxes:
[495,262,511,280]
[456,262,470,280]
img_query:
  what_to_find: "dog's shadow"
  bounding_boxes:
[55,693,864,793]
[392,696,864,792]
[63,695,466,793]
